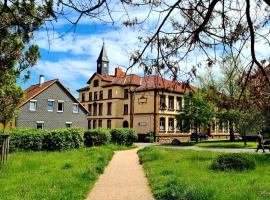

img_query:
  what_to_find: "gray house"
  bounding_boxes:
[16,75,88,130]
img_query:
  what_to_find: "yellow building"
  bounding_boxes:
[77,43,230,142]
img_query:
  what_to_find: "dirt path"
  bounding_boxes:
[85,148,155,200]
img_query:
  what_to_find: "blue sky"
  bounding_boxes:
[19,2,269,97]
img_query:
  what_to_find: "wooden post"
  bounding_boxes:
[0,134,10,166]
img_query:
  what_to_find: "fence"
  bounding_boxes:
[0,134,10,166]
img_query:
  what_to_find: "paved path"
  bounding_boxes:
[85,148,155,200]
[158,145,270,153]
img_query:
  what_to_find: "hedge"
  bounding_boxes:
[84,128,111,146]
[0,128,84,152]
[111,128,138,146]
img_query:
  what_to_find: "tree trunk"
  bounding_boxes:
[195,122,199,143]
[229,120,235,141]
[243,132,247,146]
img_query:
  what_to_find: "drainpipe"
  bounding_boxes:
[130,91,134,128]
[154,90,157,141]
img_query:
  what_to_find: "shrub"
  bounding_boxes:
[84,128,111,146]
[171,138,181,145]
[145,132,155,143]
[211,153,256,171]
[110,128,138,146]
[43,128,84,151]
[1,128,83,152]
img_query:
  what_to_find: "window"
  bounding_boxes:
[168,118,174,131]
[89,92,92,101]
[88,104,92,115]
[94,92,98,100]
[159,95,166,110]
[47,100,54,112]
[176,97,183,111]
[29,100,37,111]
[176,120,182,131]
[160,118,165,131]
[94,80,99,87]
[124,104,128,115]
[73,103,79,113]
[124,89,129,99]
[108,89,112,99]
[82,93,85,102]
[66,122,72,128]
[98,120,102,128]
[211,121,216,132]
[98,103,103,115]
[218,120,223,132]
[57,101,64,112]
[168,96,174,110]
[93,103,97,116]
[93,120,97,129]
[88,120,91,129]
[36,121,44,130]
[107,120,111,129]
[107,102,112,115]
[223,121,228,132]
[99,91,103,100]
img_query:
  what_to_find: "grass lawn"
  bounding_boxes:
[195,140,258,149]
[0,145,131,200]
[139,147,270,200]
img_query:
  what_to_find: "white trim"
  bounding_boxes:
[66,122,72,124]
[48,99,55,101]
[58,100,65,102]
[36,121,44,130]
[57,101,64,112]
[47,100,54,112]
[73,103,79,113]
[36,121,44,123]
[29,100,37,111]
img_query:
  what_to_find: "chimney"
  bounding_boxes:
[115,67,124,77]
[39,75,45,85]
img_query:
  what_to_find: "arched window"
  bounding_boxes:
[123,121,129,128]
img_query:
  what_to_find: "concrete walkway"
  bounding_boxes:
[159,145,270,153]
[85,148,155,200]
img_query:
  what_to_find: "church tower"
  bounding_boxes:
[97,41,109,75]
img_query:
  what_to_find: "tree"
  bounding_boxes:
[0,1,56,127]
[176,92,215,142]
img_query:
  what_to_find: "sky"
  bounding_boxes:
[19,1,270,97]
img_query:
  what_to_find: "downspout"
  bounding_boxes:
[154,90,157,142]
[130,91,134,128]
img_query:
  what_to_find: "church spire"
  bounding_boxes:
[97,41,109,75]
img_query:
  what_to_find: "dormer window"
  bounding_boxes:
[94,80,99,87]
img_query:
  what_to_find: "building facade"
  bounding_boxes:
[77,44,230,141]
[16,76,88,130]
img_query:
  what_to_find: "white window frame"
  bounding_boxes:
[160,118,165,131]
[29,100,37,111]
[168,118,174,131]
[73,103,79,113]
[57,100,64,112]
[47,99,54,112]
[36,121,44,130]
[66,122,72,128]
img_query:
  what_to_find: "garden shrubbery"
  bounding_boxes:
[211,153,256,171]
[0,128,84,152]
[84,128,111,146]
[1,127,137,152]
[111,128,138,146]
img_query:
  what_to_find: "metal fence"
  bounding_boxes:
[0,134,10,166]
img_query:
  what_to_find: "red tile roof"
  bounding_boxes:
[79,68,195,93]
[22,79,58,106]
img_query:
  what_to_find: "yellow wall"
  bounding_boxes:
[0,120,16,130]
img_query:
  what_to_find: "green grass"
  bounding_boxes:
[0,145,131,200]
[139,147,270,200]
[195,141,258,149]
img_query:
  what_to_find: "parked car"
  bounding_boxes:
[190,133,208,141]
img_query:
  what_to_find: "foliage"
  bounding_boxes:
[139,147,270,200]
[0,128,84,152]
[176,92,215,140]
[0,145,131,200]
[43,128,84,151]
[84,128,111,146]
[145,132,155,143]
[111,128,138,146]
[0,1,54,128]
[211,153,256,171]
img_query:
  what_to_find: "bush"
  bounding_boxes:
[43,128,84,151]
[211,153,256,171]
[171,138,181,145]
[111,128,138,146]
[1,128,83,152]
[145,132,155,143]
[84,128,111,146]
